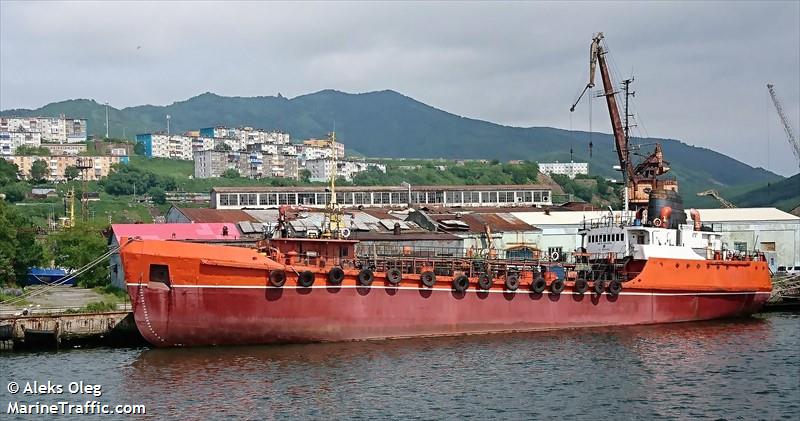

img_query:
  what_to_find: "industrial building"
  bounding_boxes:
[210,185,554,209]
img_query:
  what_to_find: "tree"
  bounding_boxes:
[0,159,19,186]
[214,142,232,152]
[64,165,81,181]
[1,182,28,203]
[100,164,177,196]
[0,201,45,285]
[222,169,240,179]
[29,159,49,183]
[48,223,108,288]
[15,146,51,156]
[148,187,167,205]
[299,169,312,183]
[133,142,146,156]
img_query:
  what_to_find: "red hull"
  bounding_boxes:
[127,284,770,347]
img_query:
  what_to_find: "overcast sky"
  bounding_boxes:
[1,1,798,176]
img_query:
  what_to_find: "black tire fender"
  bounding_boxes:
[477,274,492,290]
[593,280,606,295]
[328,267,345,285]
[531,277,546,293]
[357,269,374,286]
[505,274,520,291]
[452,275,469,293]
[420,271,436,288]
[298,270,315,288]
[574,279,588,295]
[386,268,402,285]
[269,270,286,287]
[608,280,622,297]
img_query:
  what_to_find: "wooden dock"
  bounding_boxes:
[0,311,140,350]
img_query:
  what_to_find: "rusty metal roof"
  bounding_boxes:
[427,212,539,233]
[352,231,462,241]
[173,207,259,223]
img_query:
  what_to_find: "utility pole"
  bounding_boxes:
[166,114,171,135]
[105,102,110,138]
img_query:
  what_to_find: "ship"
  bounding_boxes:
[119,195,771,347]
[119,33,771,347]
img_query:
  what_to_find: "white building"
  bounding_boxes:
[305,159,384,182]
[199,126,290,150]
[0,117,87,145]
[538,161,589,179]
[136,133,195,160]
[211,185,553,209]
[0,131,43,155]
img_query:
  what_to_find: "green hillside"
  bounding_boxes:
[1,90,784,207]
[725,173,800,211]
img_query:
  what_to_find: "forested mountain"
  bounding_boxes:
[2,89,784,207]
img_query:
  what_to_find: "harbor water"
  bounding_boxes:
[1,312,798,419]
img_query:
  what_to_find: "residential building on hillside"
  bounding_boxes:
[199,126,290,149]
[299,139,345,161]
[136,133,196,160]
[305,159,386,182]
[1,131,43,155]
[5,154,128,182]
[194,149,248,178]
[0,116,87,145]
[537,161,589,179]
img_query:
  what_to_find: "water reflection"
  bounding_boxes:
[114,316,800,419]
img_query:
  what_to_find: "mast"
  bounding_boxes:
[322,131,342,238]
[621,77,636,212]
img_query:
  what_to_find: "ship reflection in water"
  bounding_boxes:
[119,314,799,419]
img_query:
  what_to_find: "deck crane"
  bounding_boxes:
[570,32,676,210]
[766,84,800,170]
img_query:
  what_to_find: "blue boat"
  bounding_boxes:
[25,268,73,286]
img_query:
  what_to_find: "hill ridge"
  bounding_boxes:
[1,89,785,208]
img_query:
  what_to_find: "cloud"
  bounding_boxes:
[1,0,798,175]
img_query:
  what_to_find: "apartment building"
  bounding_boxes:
[1,131,43,155]
[537,161,589,179]
[136,133,195,160]
[5,154,128,182]
[305,159,386,182]
[0,117,87,145]
[299,139,345,161]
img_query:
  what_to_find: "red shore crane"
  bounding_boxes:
[570,32,677,210]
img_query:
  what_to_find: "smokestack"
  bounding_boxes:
[222,226,229,236]
[393,223,401,236]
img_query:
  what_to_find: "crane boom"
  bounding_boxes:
[571,32,677,210]
[767,84,800,169]
[696,189,736,209]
